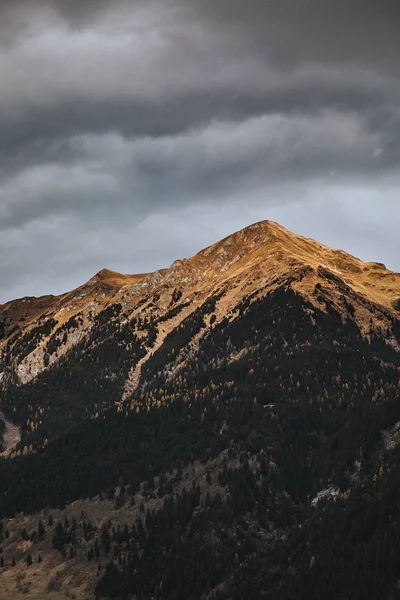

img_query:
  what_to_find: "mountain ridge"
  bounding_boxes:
[2,219,400,310]
[1,219,400,391]
[2,219,400,306]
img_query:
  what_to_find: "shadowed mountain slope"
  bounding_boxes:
[1,221,400,600]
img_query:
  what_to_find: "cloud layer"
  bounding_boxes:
[1,0,400,301]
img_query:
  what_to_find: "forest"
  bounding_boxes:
[1,285,400,598]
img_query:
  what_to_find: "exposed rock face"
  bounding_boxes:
[1,220,400,390]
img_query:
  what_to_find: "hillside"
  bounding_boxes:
[1,220,400,599]
[1,220,399,392]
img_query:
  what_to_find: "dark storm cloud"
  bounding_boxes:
[1,0,400,301]
[190,0,400,66]
[0,0,128,34]
[1,0,399,151]
[0,109,386,232]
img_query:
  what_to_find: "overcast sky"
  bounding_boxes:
[1,0,400,302]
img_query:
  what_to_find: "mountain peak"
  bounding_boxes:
[197,220,282,256]
[88,268,147,290]
[90,268,124,284]
[0,219,399,402]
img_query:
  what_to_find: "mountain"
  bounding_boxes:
[1,220,400,600]
[1,220,399,388]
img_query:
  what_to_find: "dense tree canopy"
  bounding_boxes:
[1,286,400,599]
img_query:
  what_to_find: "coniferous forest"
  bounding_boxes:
[1,282,400,599]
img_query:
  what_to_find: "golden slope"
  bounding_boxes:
[0,269,146,341]
[187,220,400,313]
[1,220,400,387]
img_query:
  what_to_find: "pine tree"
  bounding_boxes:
[38,519,45,541]
[101,525,111,556]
